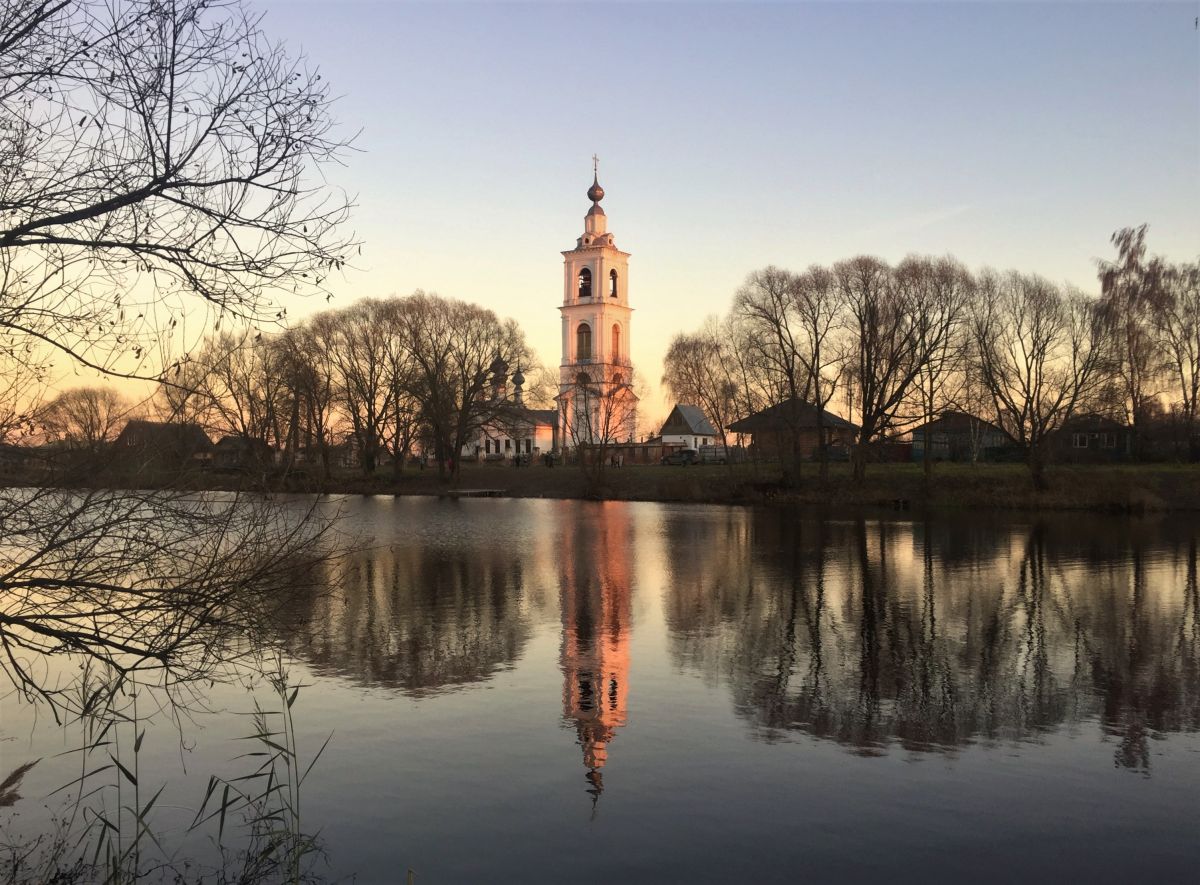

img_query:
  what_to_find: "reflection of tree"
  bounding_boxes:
[665,511,1200,767]
[558,504,633,808]
[283,544,532,696]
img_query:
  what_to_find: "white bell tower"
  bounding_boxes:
[557,159,637,448]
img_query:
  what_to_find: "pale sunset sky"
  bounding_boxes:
[180,1,1200,421]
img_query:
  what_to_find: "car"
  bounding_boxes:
[661,448,698,465]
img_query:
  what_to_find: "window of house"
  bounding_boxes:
[610,269,618,298]
[578,267,592,299]
[505,439,511,451]
[1072,433,1088,449]
[577,323,592,360]
[1101,433,1117,449]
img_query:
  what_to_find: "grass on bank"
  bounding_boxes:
[15,458,1200,512]
[282,460,1200,512]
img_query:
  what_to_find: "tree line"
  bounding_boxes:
[152,291,549,479]
[662,226,1199,487]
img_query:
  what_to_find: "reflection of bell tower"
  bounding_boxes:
[555,157,637,447]
[559,503,632,806]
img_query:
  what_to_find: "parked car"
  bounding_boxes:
[661,448,699,465]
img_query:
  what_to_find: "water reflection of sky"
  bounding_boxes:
[5,499,1200,883]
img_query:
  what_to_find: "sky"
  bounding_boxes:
[247,0,1199,423]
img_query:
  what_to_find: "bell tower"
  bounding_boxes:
[557,159,637,447]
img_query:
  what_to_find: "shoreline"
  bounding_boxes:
[10,462,1200,514]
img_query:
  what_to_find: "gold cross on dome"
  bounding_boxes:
[592,154,599,176]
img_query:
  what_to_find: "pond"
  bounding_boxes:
[4,498,1199,883]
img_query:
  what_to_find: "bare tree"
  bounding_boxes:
[1154,261,1200,459]
[835,256,927,482]
[0,485,331,719]
[191,331,290,448]
[0,0,354,723]
[397,292,530,481]
[284,313,343,478]
[791,265,845,483]
[722,313,769,451]
[1097,225,1168,451]
[0,359,44,443]
[662,317,738,456]
[970,270,1105,488]
[326,299,396,475]
[0,0,354,381]
[735,267,809,483]
[897,256,973,482]
[561,369,638,490]
[379,300,421,478]
[39,384,131,452]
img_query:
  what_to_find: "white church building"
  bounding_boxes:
[460,164,639,461]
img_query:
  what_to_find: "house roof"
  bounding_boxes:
[1059,413,1129,432]
[727,398,858,434]
[910,410,1005,435]
[116,420,212,450]
[660,403,719,437]
[523,408,558,426]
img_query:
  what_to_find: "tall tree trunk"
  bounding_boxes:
[1028,445,1048,491]
[852,443,868,483]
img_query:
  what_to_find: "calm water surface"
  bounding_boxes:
[5,498,1200,883]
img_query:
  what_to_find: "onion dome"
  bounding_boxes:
[489,355,508,378]
[587,174,604,204]
[511,365,526,387]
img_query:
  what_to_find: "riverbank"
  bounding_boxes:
[20,461,1199,512]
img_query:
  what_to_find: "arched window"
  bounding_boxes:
[576,323,592,360]
[612,373,624,386]
[575,372,592,386]
[609,269,618,298]
[611,324,621,361]
[578,267,592,300]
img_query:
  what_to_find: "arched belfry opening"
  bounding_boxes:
[578,267,592,300]
[576,323,592,360]
[609,269,618,298]
[611,324,621,361]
